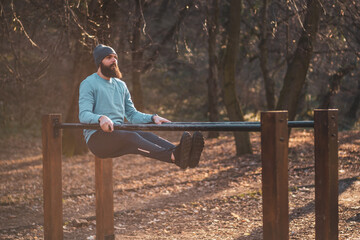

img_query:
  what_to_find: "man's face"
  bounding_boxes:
[100,54,122,78]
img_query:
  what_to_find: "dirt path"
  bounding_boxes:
[0,130,359,239]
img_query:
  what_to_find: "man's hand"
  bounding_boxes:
[99,115,114,132]
[153,115,171,125]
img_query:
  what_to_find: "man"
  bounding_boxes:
[79,44,204,169]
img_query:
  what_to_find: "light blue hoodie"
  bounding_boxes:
[79,73,153,143]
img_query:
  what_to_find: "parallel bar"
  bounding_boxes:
[178,121,314,127]
[55,121,314,131]
[57,123,261,132]
[95,157,115,240]
[314,109,338,240]
[261,111,289,240]
[42,114,63,240]
[41,111,339,240]
[288,121,314,128]
[172,121,260,125]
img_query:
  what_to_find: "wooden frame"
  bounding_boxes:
[261,111,289,240]
[95,157,115,240]
[41,110,338,239]
[314,109,339,240]
[42,114,63,240]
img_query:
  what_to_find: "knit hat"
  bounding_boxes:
[93,44,117,67]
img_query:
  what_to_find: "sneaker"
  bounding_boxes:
[174,132,192,169]
[188,131,204,168]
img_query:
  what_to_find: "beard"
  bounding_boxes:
[100,62,122,79]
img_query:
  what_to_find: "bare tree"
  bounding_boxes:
[222,0,252,155]
[346,79,360,120]
[62,0,113,156]
[319,64,356,109]
[130,0,146,110]
[276,0,322,121]
[206,0,220,138]
[259,0,275,110]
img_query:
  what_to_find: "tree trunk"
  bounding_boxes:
[319,64,355,109]
[276,0,322,121]
[62,46,93,156]
[132,1,194,110]
[222,0,252,155]
[62,0,109,156]
[259,0,275,110]
[130,0,145,111]
[206,0,220,138]
[346,79,360,119]
[142,1,194,73]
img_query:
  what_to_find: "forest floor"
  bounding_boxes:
[0,129,359,239]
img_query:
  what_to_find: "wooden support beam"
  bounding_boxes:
[261,111,289,240]
[314,109,339,240]
[42,114,63,240]
[95,157,115,240]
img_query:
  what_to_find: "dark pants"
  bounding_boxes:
[87,130,175,163]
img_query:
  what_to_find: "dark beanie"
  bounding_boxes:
[93,44,117,67]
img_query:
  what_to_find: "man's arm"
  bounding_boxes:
[123,84,155,123]
[116,81,170,125]
[79,81,115,132]
[79,80,104,124]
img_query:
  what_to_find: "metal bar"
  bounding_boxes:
[288,121,314,128]
[314,109,339,240]
[261,111,289,240]
[95,157,115,240]
[176,121,314,127]
[56,123,261,131]
[42,114,63,240]
[55,121,314,131]
[172,121,260,124]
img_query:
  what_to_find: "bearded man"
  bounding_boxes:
[79,44,204,169]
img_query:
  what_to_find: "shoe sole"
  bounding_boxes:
[178,132,192,169]
[188,131,204,168]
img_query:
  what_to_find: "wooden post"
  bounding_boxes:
[42,114,63,240]
[261,111,289,240]
[95,157,115,240]
[314,109,338,240]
